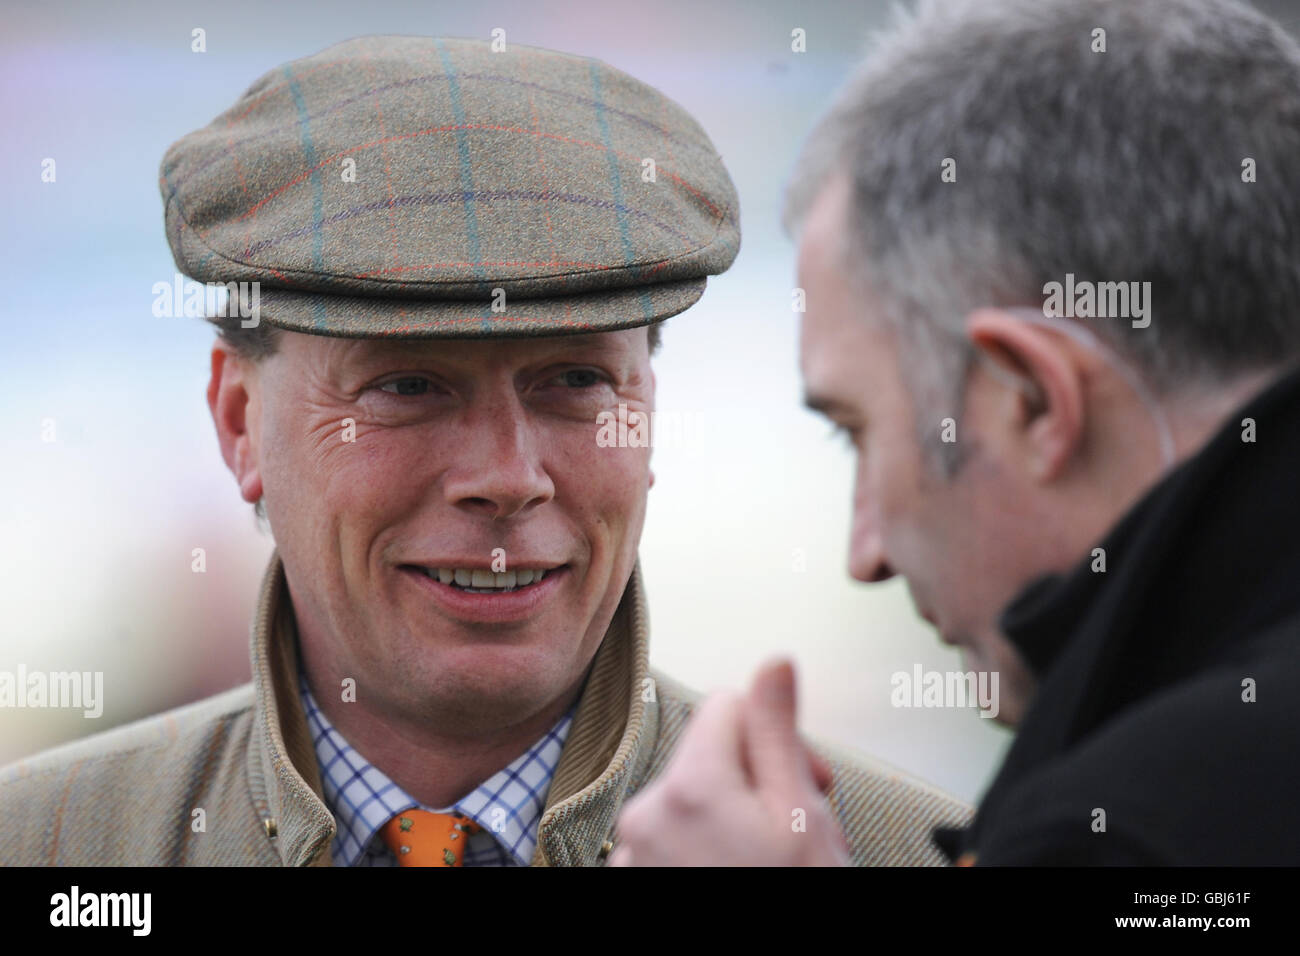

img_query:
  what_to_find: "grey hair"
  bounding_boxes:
[783,0,1300,474]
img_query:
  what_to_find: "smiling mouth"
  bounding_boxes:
[401,565,562,594]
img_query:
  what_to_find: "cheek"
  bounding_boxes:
[330,430,428,506]
[921,468,1021,621]
[865,443,963,588]
[559,436,650,531]
[268,409,434,544]
[548,423,650,585]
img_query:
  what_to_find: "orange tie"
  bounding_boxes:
[380,809,483,867]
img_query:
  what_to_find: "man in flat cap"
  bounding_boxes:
[0,35,968,866]
[613,0,1300,866]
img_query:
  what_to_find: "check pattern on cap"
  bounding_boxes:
[159,35,740,337]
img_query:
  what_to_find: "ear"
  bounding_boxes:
[964,308,1086,481]
[207,344,264,504]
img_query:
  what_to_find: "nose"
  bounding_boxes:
[847,470,895,584]
[848,524,895,583]
[442,390,555,521]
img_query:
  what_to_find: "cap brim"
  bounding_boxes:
[252,277,706,339]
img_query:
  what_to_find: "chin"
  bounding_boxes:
[399,663,561,728]
[956,644,986,671]
[450,641,582,695]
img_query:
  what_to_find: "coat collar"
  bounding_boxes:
[940,362,1300,861]
[244,550,659,867]
[998,362,1300,724]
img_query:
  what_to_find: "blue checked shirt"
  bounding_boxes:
[300,671,573,867]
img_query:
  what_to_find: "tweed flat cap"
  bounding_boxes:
[159,35,740,338]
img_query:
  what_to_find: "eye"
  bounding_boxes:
[546,368,606,389]
[378,376,435,396]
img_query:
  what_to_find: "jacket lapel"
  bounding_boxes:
[531,560,659,866]
[246,553,336,866]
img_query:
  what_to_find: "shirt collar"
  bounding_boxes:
[299,671,573,867]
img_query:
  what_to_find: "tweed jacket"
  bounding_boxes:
[0,551,971,866]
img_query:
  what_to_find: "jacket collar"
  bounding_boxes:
[944,362,1300,859]
[244,550,658,867]
[1000,362,1300,719]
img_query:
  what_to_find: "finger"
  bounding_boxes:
[808,748,835,794]
[663,687,749,790]
[742,658,821,805]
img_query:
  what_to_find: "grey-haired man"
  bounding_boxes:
[614,0,1300,866]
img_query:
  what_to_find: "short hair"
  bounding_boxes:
[783,0,1300,474]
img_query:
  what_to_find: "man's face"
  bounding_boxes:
[796,177,1036,722]
[241,328,654,734]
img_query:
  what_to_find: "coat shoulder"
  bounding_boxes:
[640,667,971,866]
[0,683,263,865]
[978,656,1300,864]
[811,737,972,866]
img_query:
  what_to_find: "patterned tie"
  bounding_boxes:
[380,809,483,867]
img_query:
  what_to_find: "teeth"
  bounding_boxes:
[419,567,554,591]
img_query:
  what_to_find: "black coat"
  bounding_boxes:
[935,364,1300,865]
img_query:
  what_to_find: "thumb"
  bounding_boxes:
[742,658,819,806]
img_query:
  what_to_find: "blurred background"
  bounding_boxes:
[6,0,1295,804]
